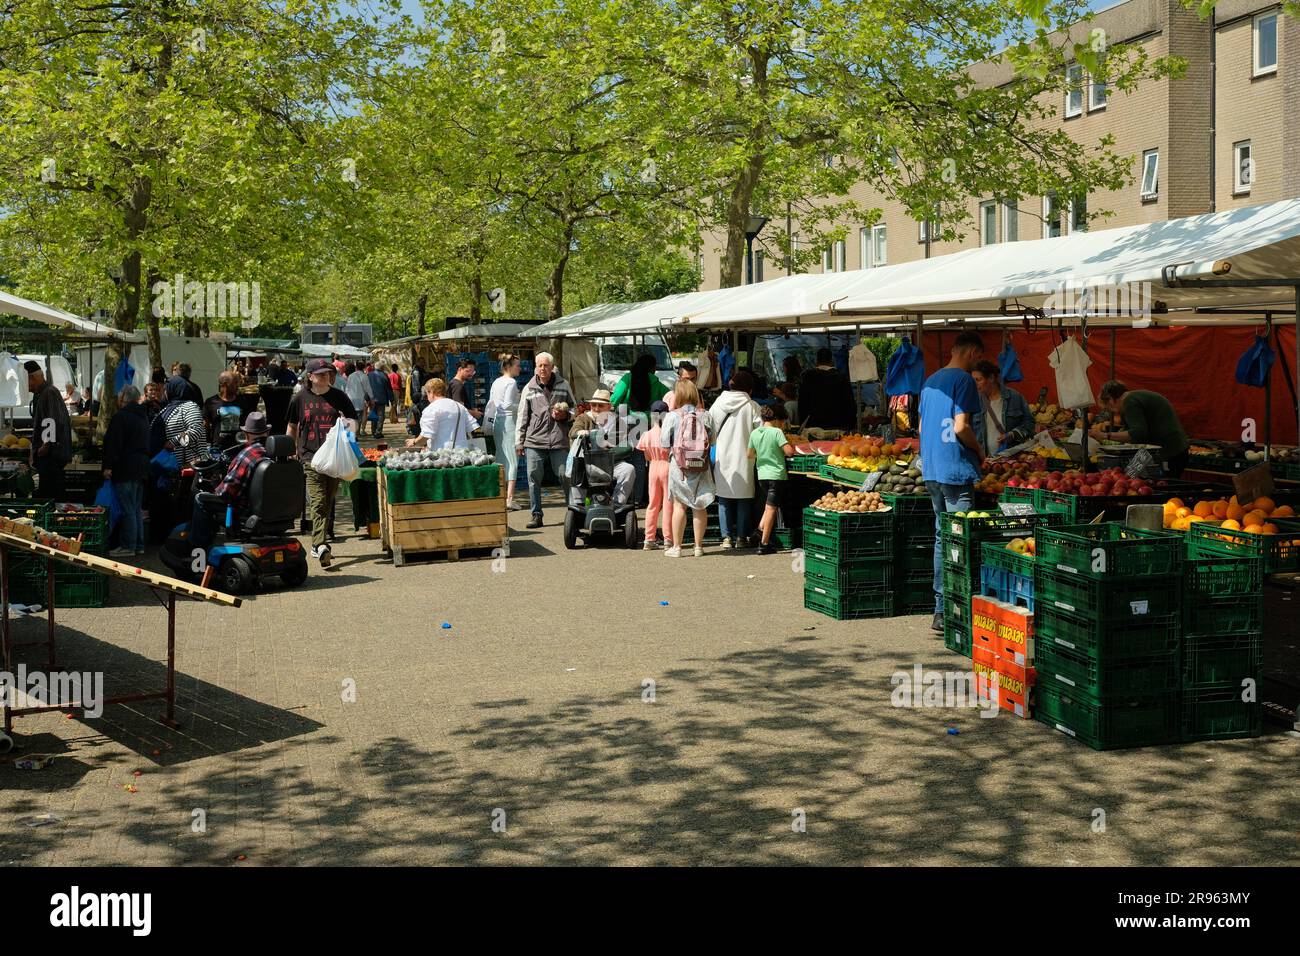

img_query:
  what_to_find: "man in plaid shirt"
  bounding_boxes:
[189,412,270,553]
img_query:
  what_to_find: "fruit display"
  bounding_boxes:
[952,511,995,519]
[382,448,496,470]
[1189,442,1298,465]
[878,462,924,495]
[1030,401,1076,432]
[1015,466,1155,498]
[827,435,915,472]
[0,433,31,450]
[810,490,890,513]
[1006,536,1036,556]
[0,515,82,553]
[362,447,386,462]
[1162,495,1296,533]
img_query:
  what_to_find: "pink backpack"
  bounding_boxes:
[671,407,711,473]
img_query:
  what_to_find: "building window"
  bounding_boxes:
[872,225,887,265]
[822,246,833,272]
[1065,64,1084,118]
[1254,12,1278,77]
[1089,76,1107,111]
[755,250,765,282]
[834,239,846,272]
[1140,149,1159,200]
[918,218,939,243]
[859,227,871,269]
[980,200,997,245]
[1001,199,1019,242]
[1069,194,1088,233]
[1043,194,1062,238]
[1234,141,1253,194]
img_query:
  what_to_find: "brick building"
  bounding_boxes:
[696,0,1292,290]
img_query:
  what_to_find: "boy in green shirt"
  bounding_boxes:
[747,404,797,554]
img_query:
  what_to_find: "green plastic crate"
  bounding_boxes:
[898,538,934,573]
[1038,523,1184,578]
[1182,635,1261,689]
[893,574,934,615]
[940,512,1048,542]
[881,494,933,517]
[1036,637,1180,698]
[788,454,824,474]
[771,527,801,550]
[943,621,971,657]
[804,552,891,588]
[1035,566,1181,621]
[803,583,892,619]
[1180,688,1261,741]
[943,592,969,629]
[1183,552,1262,597]
[998,486,1042,510]
[942,563,976,600]
[1185,597,1263,638]
[47,507,110,555]
[1036,677,1179,750]
[1033,603,1180,660]
[801,507,893,559]
[980,539,1036,577]
[817,463,876,486]
[1186,518,1300,574]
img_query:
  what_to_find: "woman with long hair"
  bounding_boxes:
[659,379,716,558]
[484,353,524,509]
[610,353,667,507]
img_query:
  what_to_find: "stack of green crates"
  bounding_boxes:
[885,493,935,615]
[678,504,722,546]
[939,512,1056,656]
[1180,550,1262,741]
[802,506,894,619]
[7,504,111,608]
[1033,523,1184,750]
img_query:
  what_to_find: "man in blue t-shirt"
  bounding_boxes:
[919,330,985,632]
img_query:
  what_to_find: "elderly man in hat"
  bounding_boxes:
[286,357,357,567]
[187,411,271,553]
[25,360,72,500]
[567,388,635,507]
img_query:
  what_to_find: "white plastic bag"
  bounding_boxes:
[311,419,360,481]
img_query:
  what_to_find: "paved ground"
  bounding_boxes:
[1,468,1298,866]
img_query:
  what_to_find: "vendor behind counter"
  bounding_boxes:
[1092,379,1190,477]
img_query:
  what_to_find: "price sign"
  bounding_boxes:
[1125,449,1156,478]
[998,502,1036,516]
[860,471,883,493]
[1233,461,1275,505]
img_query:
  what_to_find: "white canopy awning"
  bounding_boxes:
[828,199,1300,318]
[523,301,648,338]
[300,343,371,359]
[0,290,146,342]
[438,322,539,340]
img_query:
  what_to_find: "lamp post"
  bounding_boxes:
[745,214,769,285]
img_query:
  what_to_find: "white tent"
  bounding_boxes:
[524,301,648,338]
[300,343,371,359]
[0,290,146,341]
[438,323,539,340]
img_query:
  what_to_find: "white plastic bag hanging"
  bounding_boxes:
[311,419,360,481]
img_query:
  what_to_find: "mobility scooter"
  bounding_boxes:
[563,432,638,549]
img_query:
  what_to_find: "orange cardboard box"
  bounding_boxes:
[971,596,1002,642]
[972,641,1036,718]
[994,603,1035,666]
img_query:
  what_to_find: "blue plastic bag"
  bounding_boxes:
[94,480,123,530]
[885,339,925,396]
[998,341,1024,383]
[1235,335,1275,388]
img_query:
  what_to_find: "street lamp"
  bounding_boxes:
[745,214,769,285]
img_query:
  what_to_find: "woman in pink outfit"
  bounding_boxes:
[638,400,675,550]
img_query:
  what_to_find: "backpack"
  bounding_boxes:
[671,407,711,473]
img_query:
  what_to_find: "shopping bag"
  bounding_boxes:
[998,342,1024,383]
[1235,335,1275,388]
[885,339,925,396]
[343,424,366,467]
[311,419,360,481]
[94,480,123,530]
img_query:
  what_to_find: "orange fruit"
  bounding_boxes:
[1244,523,1265,535]
[1193,501,1213,518]
[1273,505,1295,518]
[1221,519,1242,531]
[1226,503,1245,521]
[1172,516,1191,532]
[1168,498,1185,510]
[1242,510,1266,526]
[1163,500,1178,515]
[1176,507,1192,519]
[1253,496,1276,514]
[1230,495,1240,506]
[1212,500,1229,519]
[1262,523,1279,535]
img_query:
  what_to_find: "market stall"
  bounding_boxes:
[375,451,508,566]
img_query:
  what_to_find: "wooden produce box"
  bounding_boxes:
[378,465,509,567]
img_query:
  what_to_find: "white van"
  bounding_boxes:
[595,335,677,393]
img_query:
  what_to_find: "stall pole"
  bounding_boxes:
[164,593,177,727]
[1295,286,1299,448]
[1264,315,1273,459]
[45,555,56,669]
[1110,329,1116,380]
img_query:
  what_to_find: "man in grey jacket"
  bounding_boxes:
[514,352,575,528]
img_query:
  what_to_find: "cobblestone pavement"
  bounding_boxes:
[0,455,1297,866]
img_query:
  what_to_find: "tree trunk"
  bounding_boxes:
[545,221,574,321]
[144,267,162,371]
[469,269,482,324]
[720,151,765,289]
[99,178,150,438]
[417,293,427,337]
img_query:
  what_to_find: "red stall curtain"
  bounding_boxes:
[923,325,1298,446]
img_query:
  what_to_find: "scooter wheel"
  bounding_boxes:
[217,556,254,595]
[279,559,308,588]
[623,510,639,549]
[563,509,580,550]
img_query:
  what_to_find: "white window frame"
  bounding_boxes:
[1253,11,1279,78]
[834,239,846,272]
[871,224,887,266]
[1234,140,1253,194]
[1068,193,1088,234]
[1089,75,1107,112]
[1001,198,1019,242]
[1043,194,1062,238]
[918,218,939,243]
[859,227,871,269]
[754,249,765,282]
[822,246,833,272]
[980,200,997,245]
[1065,64,1084,118]
[1140,149,1159,200]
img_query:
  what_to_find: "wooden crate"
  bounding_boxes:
[378,465,509,567]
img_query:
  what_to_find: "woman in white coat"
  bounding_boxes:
[707,368,762,549]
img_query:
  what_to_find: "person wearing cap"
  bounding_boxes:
[567,389,635,507]
[286,358,358,567]
[25,360,72,500]
[102,384,150,556]
[186,412,271,553]
[637,399,675,549]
